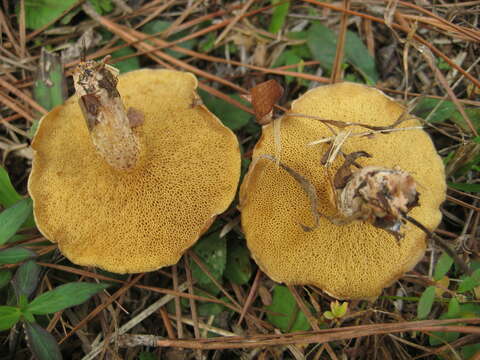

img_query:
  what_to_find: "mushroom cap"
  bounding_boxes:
[240,82,446,299]
[29,69,240,273]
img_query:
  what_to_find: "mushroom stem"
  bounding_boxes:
[73,58,140,170]
[335,166,419,237]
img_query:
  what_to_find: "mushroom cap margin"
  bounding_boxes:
[29,69,241,273]
[239,82,446,299]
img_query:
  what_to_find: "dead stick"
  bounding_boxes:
[404,215,471,276]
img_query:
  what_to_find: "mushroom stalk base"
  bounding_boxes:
[74,59,140,170]
[335,166,419,235]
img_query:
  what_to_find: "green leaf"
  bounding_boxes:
[199,90,252,131]
[428,311,460,346]
[224,238,252,285]
[12,260,41,299]
[323,311,334,320]
[0,269,12,289]
[0,247,36,265]
[335,302,348,318]
[22,309,35,323]
[470,260,480,272]
[141,20,196,59]
[18,295,28,308]
[190,233,226,295]
[417,286,436,319]
[266,285,311,332]
[60,7,81,25]
[307,24,337,71]
[19,0,78,30]
[26,282,109,315]
[34,49,67,112]
[429,328,460,346]
[269,0,290,34]
[462,343,480,359]
[139,352,157,360]
[452,108,480,132]
[0,167,22,207]
[458,269,480,293]
[24,321,62,360]
[325,301,348,319]
[413,98,456,123]
[286,31,312,59]
[448,182,480,193]
[88,0,113,14]
[458,303,480,318]
[433,253,454,281]
[0,306,21,331]
[199,32,216,53]
[307,23,378,84]
[198,302,225,317]
[274,50,303,84]
[179,287,222,312]
[29,120,40,138]
[437,58,451,71]
[447,297,460,318]
[0,198,33,245]
[110,43,140,73]
[344,31,378,84]
[412,98,480,133]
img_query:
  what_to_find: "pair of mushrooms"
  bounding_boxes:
[29,60,445,299]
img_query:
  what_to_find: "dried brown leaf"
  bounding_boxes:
[251,80,284,125]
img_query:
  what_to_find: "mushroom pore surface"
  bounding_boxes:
[240,82,446,299]
[29,69,240,273]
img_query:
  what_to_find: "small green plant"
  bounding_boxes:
[416,253,480,352]
[323,300,348,321]
[0,167,36,266]
[1,260,108,360]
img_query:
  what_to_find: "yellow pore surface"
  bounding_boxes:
[240,82,446,299]
[29,69,240,273]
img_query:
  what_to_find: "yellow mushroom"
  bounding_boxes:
[240,82,446,300]
[28,61,240,274]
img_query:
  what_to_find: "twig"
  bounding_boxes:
[189,251,242,308]
[19,0,26,59]
[184,255,201,340]
[184,255,202,360]
[302,0,480,89]
[172,264,183,339]
[60,274,145,344]
[214,0,256,46]
[162,0,203,39]
[112,319,480,350]
[237,269,262,327]
[413,42,478,136]
[331,0,350,83]
[81,282,189,360]
[308,127,424,146]
[159,308,176,340]
[0,77,47,114]
[0,90,35,122]
[404,215,472,276]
